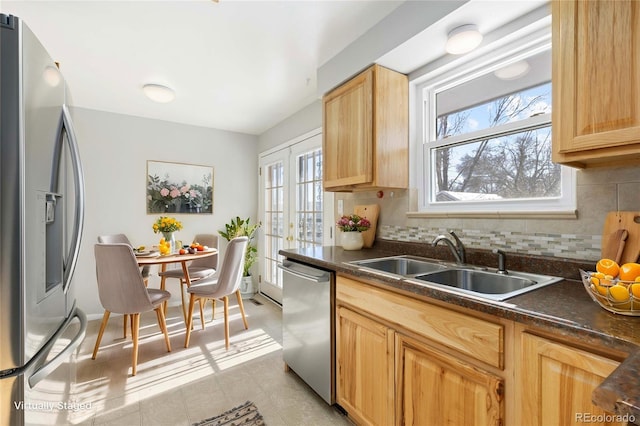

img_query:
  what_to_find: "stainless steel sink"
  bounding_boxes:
[413,268,562,300]
[349,255,562,301]
[350,256,447,276]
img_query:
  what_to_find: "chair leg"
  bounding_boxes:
[161,275,168,315]
[123,314,128,338]
[198,298,205,330]
[92,310,111,360]
[180,279,188,324]
[155,307,172,352]
[211,299,216,321]
[235,290,249,330]
[223,296,230,350]
[131,313,140,376]
[184,294,197,348]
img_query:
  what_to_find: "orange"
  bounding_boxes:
[590,272,605,285]
[609,284,630,302]
[630,283,640,299]
[590,272,614,286]
[618,263,640,281]
[596,259,620,277]
[594,284,609,297]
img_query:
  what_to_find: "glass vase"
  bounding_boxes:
[341,231,364,250]
[162,231,176,254]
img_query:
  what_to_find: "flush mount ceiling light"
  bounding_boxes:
[494,60,531,80]
[142,83,175,103]
[43,65,61,87]
[445,24,483,55]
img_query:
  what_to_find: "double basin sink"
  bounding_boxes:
[349,255,562,301]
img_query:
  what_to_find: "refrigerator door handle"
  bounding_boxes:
[60,104,85,294]
[28,305,86,388]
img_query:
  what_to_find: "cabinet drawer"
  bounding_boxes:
[337,276,504,369]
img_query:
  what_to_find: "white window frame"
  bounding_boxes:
[415,34,576,217]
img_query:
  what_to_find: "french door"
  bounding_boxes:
[258,131,333,304]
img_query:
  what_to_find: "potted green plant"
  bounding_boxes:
[219,216,260,297]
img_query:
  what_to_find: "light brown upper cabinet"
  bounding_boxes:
[323,64,408,191]
[553,0,640,167]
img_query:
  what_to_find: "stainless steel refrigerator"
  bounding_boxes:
[0,14,87,425]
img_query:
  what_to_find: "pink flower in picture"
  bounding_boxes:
[170,188,181,198]
[160,187,170,197]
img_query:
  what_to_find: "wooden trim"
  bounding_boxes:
[406,210,578,219]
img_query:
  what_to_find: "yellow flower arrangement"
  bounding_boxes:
[152,216,183,234]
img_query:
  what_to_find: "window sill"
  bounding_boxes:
[406,210,578,220]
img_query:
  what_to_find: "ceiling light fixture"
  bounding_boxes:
[445,24,483,55]
[494,60,531,80]
[142,83,175,103]
[43,65,61,87]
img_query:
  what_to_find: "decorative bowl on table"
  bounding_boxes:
[579,269,640,316]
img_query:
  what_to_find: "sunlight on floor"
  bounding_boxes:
[65,298,286,424]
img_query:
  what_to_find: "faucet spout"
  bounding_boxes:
[492,248,508,274]
[432,231,466,264]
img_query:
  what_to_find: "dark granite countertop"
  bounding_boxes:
[280,242,640,423]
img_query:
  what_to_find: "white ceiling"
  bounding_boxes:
[2,0,549,136]
[2,0,403,135]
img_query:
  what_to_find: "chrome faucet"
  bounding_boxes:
[432,230,466,264]
[492,248,508,274]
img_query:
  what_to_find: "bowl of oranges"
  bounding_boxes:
[580,259,640,315]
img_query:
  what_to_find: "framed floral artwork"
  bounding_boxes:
[146,160,214,214]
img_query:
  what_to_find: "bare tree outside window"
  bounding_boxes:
[432,82,558,202]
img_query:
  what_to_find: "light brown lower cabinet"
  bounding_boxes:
[336,306,395,426]
[336,275,506,425]
[397,333,504,425]
[516,331,624,426]
[335,274,627,426]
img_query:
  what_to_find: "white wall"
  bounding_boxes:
[70,107,258,317]
[258,100,322,153]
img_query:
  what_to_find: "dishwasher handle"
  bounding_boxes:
[279,261,330,283]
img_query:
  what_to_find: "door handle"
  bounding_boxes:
[60,105,85,294]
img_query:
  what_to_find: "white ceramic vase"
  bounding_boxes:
[341,231,364,250]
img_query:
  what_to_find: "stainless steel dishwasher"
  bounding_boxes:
[280,259,334,404]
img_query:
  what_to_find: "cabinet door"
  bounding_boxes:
[323,68,373,189]
[553,0,640,166]
[518,333,623,426]
[397,334,504,426]
[336,306,394,426]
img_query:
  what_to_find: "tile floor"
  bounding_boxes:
[64,294,351,425]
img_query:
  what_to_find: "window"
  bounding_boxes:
[419,40,575,215]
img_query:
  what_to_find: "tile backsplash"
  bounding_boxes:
[378,225,601,261]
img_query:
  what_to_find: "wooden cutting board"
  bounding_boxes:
[354,204,380,248]
[602,211,640,263]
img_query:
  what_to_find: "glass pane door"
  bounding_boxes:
[258,132,332,304]
[294,147,324,249]
[260,154,288,303]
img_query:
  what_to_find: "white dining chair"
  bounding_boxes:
[97,233,152,338]
[92,243,172,376]
[184,236,248,349]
